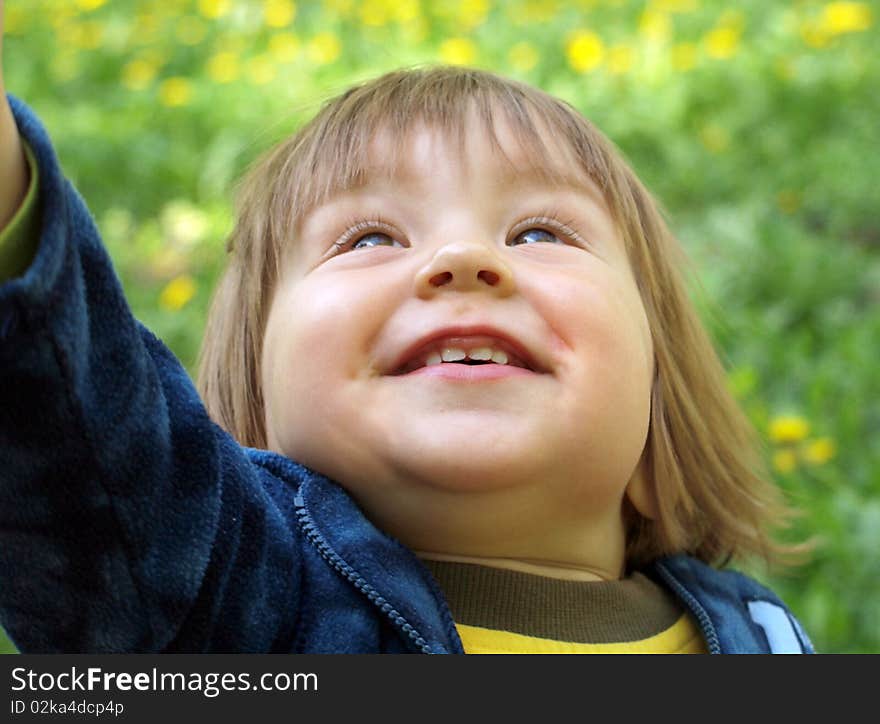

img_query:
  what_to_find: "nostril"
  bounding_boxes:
[428,269,501,288]
[478,270,500,285]
[430,270,500,287]
[429,271,453,286]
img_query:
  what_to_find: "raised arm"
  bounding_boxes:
[0,12,303,651]
[0,0,30,232]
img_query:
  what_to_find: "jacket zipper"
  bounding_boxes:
[294,492,436,654]
[653,561,722,654]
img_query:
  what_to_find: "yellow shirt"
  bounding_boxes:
[422,559,708,654]
[456,613,706,654]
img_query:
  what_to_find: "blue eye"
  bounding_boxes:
[510,228,563,246]
[332,218,405,255]
[351,232,401,250]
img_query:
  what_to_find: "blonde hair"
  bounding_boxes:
[198,66,804,570]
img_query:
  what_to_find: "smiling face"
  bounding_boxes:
[260,110,656,579]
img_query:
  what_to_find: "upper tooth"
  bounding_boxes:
[440,348,467,362]
[429,346,510,366]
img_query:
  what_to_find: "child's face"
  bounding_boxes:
[260,112,656,578]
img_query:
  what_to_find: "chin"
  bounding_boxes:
[389,447,543,496]
[376,413,550,483]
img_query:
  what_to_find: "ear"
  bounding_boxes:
[624,449,658,520]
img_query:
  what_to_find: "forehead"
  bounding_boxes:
[294,102,609,226]
[375,115,598,195]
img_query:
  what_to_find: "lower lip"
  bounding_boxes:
[395,363,537,381]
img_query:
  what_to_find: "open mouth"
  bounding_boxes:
[393,340,539,376]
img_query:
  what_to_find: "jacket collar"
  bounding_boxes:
[292,461,465,654]
[649,555,810,653]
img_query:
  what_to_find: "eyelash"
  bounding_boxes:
[330,210,586,255]
[331,216,401,254]
[510,211,586,248]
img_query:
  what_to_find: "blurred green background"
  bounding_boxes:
[2,0,878,653]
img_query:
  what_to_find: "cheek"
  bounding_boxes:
[581,285,653,394]
[302,261,404,331]
[529,266,653,421]
[526,264,642,351]
[262,276,382,437]
[262,284,334,439]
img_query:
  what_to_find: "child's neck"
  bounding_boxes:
[414,551,616,582]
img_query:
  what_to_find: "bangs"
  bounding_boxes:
[261,67,617,243]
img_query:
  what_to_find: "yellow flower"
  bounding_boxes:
[207,51,240,83]
[158,77,193,107]
[307,33,342,65]
[821,2,872,35]
[607,45,635,75]
[509,42,539,73]
[639,10,672,43]
[651,0,698,12]
[269,33,301,62]
[360,0,392,26]
[394,0,420,23]
[671,42,698,71]
[566,30,605,73]
[159,275,197,312]
[198,0,232,20]
[802,437,837,466]
[704,26,740,59]
[122,58,159,91]
[439,38,477,66]
[75,0,108,11]
[361,0,418,26]
[457,0,490,30]
[772,449,798,474]
[265,0,297,28]
[769,415,810,444]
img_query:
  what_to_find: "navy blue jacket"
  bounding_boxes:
[0,96,814,654]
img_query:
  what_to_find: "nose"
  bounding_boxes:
[414,241,516,299]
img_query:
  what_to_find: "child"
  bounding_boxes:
[0,50,813,650]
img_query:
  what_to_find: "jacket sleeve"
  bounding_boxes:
[0,95,302,653]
